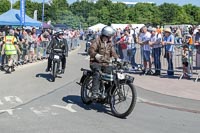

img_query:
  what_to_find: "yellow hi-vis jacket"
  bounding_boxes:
[3,35,17,55]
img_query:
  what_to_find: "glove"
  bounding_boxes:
[116,58,121,62]
[95,54,103,60]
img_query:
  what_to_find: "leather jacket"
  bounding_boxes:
[47,37,68,56]
[89,36,118,66]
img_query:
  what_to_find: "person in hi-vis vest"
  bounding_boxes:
[1,29,21,72]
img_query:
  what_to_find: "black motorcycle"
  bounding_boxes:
[51,49,63,82]
[85,41,91,54]
[77,59,137,118]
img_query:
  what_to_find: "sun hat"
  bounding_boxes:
[164,28,172,33]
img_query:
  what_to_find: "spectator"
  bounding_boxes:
[194,26,200,67]
[118,32,128,60]
[162,28,175,76]
[21,30,29,63]
[149,28,162,76]
[41,29,50,59]
[26,29,35,63]
[126,28,138,70]
[175,27,182,44]
[138,26,152,75]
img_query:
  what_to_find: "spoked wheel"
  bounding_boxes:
[110,83,137,118]
[52,62,57,82]
[81,76,93,105]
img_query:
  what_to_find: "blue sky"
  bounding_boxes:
[13,0,200,6]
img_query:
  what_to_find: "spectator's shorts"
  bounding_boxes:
[143,50,150,62]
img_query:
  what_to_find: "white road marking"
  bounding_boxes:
[0,109,14,115]
[126,95,147,103]
[52,104,77,113]
[30,107,51,116]
[0,100,3,105]
[51,112,59,116]
[4,96,23,104]
[137,97,147,103]
[0,108,21,115]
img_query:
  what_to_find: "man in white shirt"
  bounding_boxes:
[138,26,152,74]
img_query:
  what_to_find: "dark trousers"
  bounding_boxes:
[153,47,161,74]
[1,54,7,66]
[90,63,112,93]
[90,63,101,93]
[118,44,124,59]
[128,47,137,68]
[166,52,174,75]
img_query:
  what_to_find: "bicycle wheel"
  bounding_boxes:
[110,82,137,118]
[81,76,93,105]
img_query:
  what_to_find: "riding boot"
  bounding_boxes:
[91,71,100,99]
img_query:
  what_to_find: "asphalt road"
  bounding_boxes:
[0,43,200,133]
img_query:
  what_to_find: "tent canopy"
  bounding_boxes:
[0,9,42,27]
[88,23,107,31]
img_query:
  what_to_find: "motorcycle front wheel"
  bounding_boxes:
[109,82,137,118]
[52,62,57,82]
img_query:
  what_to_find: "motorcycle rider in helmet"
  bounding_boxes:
[89,26,119,99]
[46,30,68,74]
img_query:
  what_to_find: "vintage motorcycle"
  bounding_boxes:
[77,59,137,118]
[51,49,63,82]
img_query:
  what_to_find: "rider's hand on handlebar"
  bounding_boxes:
[95,54,103,60]
[116,58,121,62]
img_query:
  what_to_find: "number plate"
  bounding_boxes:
[117,73,125,80]
[54,55,60,59]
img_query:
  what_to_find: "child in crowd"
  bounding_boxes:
[181,34,193,78]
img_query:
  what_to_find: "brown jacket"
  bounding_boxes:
[89,37,118,66]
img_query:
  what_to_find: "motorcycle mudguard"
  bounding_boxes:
[79,69,93,85]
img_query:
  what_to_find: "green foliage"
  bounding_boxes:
[0,0,200,29]
[0,0,10,14]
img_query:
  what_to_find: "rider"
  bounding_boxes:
[85,30,95,52]
[89,26,119,99]
[1,29,21,73]
[46,30,68,74]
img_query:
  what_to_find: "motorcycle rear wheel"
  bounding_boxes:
[81,76,93,105]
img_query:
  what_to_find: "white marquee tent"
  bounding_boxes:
[111,24,145,33]
[88,23,107,31]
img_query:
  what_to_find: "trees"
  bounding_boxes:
[0,0,200,29]
[0,0,10,14]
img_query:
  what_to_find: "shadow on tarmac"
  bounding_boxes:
[35,73,54,82]
[78,52,89,56]
[62,95,114,117]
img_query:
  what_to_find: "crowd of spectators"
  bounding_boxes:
[1,24,199,81]
[0,26,81,71]
[111,24,200,79]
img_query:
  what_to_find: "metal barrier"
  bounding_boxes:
[132,43,200,82]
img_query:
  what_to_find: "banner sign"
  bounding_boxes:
[20,0,25,25]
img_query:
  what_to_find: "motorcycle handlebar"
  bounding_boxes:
[53,49,63,52]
